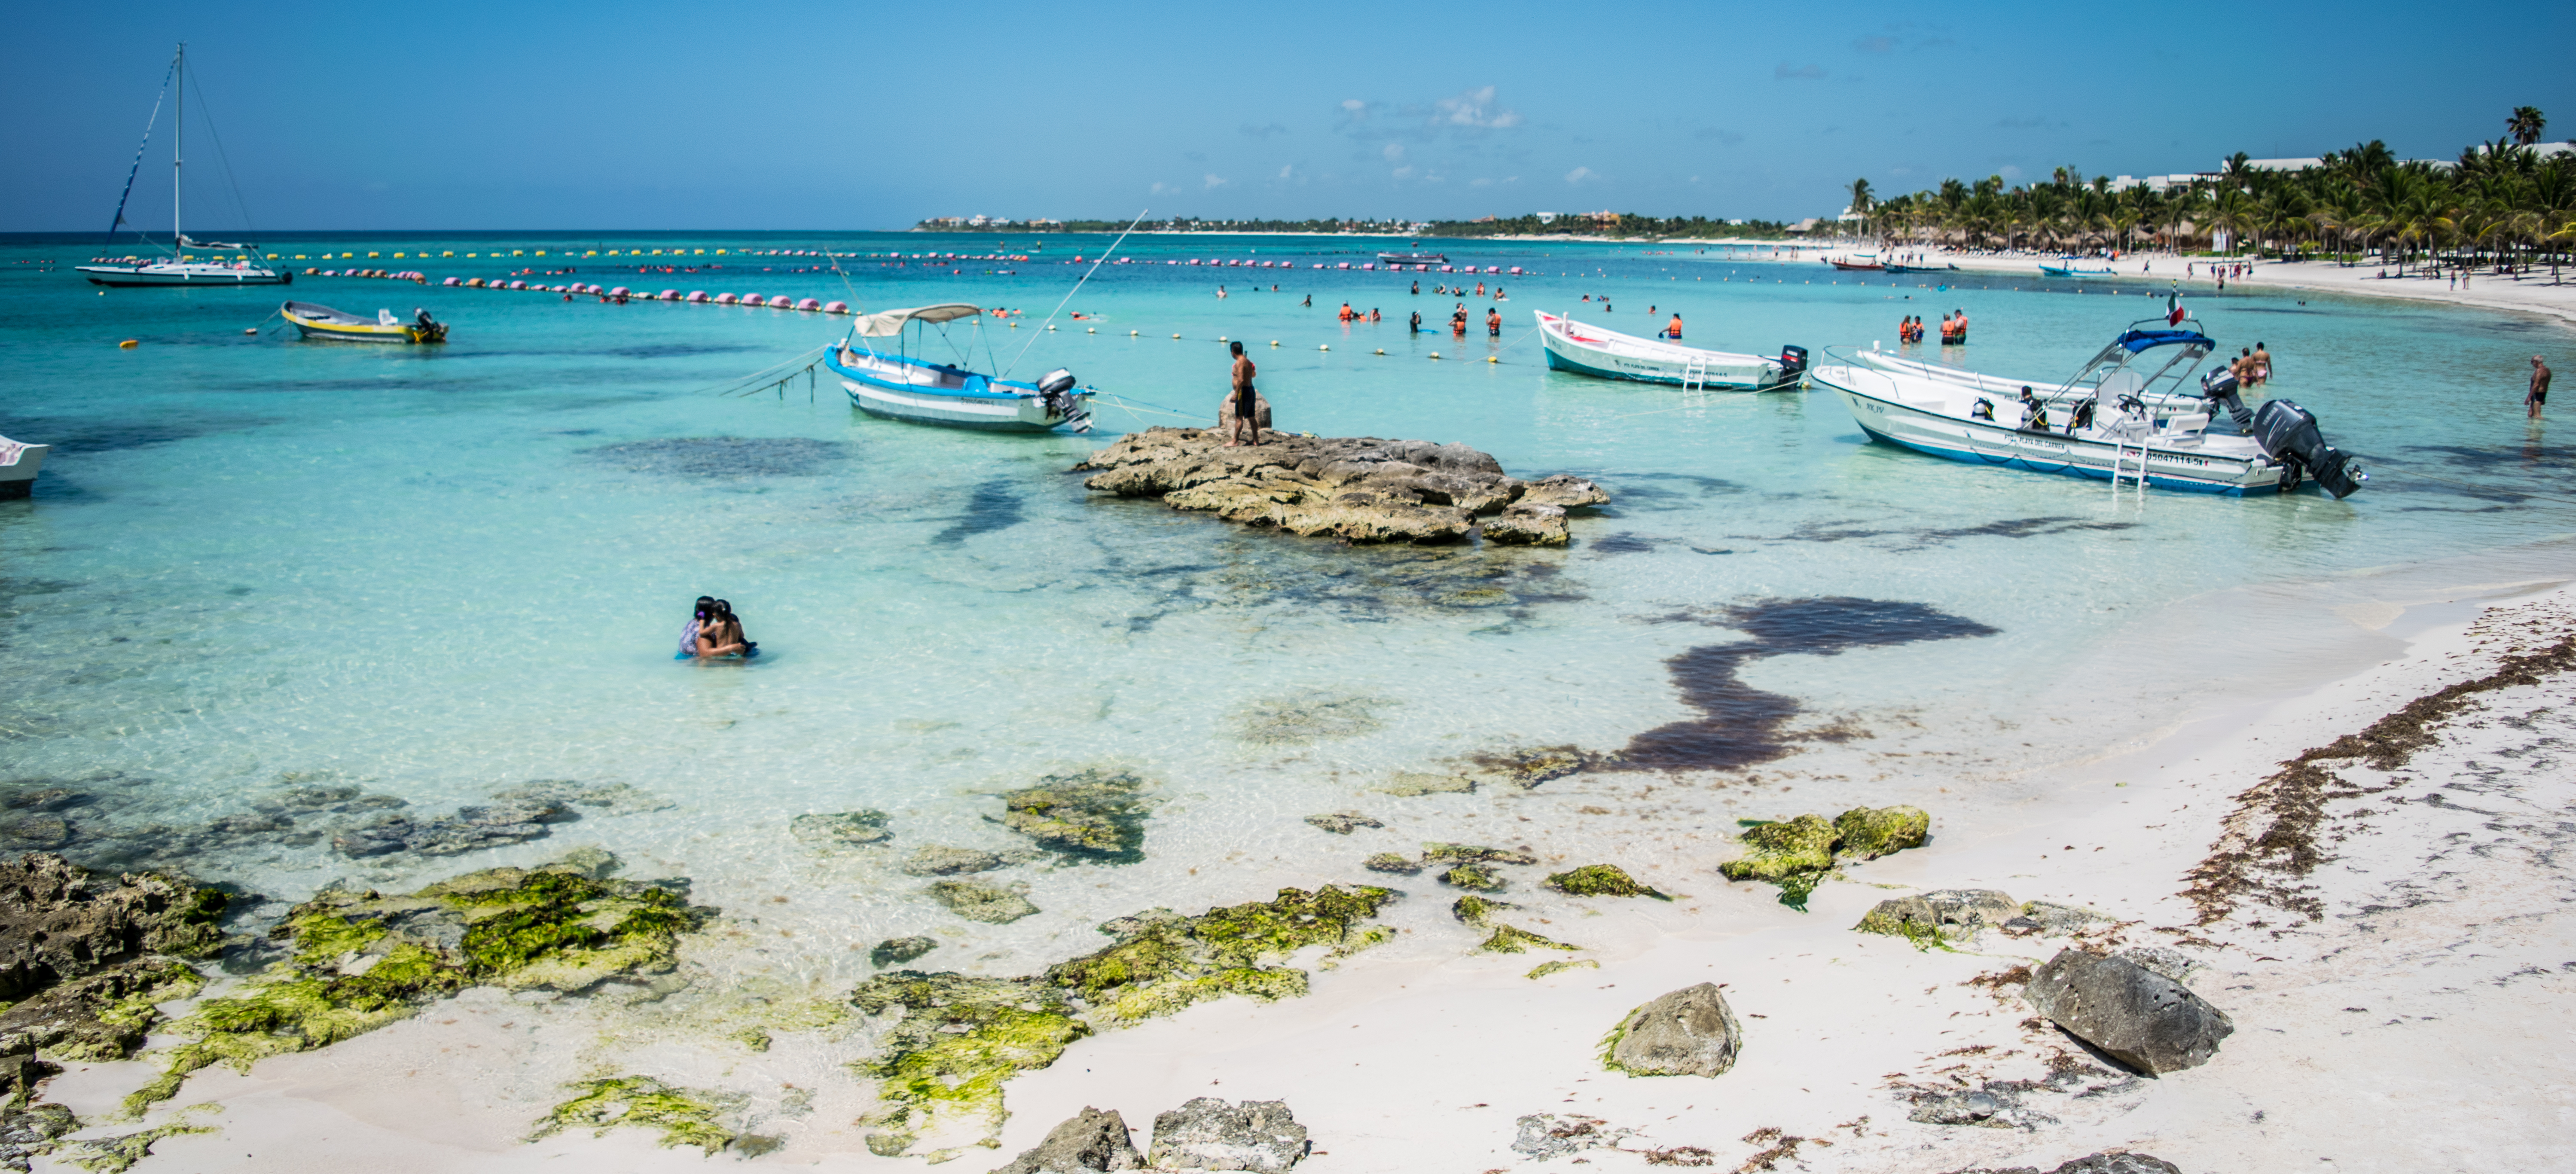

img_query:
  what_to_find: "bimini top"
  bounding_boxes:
[2113,328,2214,353]
[852,303,981,337]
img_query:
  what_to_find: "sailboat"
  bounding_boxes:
[77,44,290,289]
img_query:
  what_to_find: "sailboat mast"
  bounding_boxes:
[173,43,183,256]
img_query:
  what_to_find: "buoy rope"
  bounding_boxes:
[1003,208,1147,378]
[691,344,831,398]
[1093,392,1209,423]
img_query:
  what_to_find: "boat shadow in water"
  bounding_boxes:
[1611,598,1999,771]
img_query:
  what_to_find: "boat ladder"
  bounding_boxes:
[1681,358,1708,393]
[2110,438,2150,492]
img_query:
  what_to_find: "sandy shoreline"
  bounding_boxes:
[27,535,2575,1173]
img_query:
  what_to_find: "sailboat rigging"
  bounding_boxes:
[78,43,289,288]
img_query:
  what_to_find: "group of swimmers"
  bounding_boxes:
[679,597,757,659]
[2228,343,2273,386]
[1410,280,1503,300]
[1895,310,1970,345]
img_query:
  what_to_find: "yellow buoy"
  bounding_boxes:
[1428,352,1441,360]
[1374,348,1385,355]
[1129,330,1139,336]
[118,338,137,348]
[1318,344,1329,351]
[1087,327,1096,333]
[1172,333,1181,339]
[1487,356,1498,363]
[1269,340,1279,347]
[1218,336,1227,342]
[1009,322,1018,328]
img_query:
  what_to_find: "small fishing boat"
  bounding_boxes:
[282,302,448,343]
[1883,261,1958,275]
[824,304,1093,431]
[0,435,48,500]
[1809,315,2365,497]
[76,46,289,289]
[2038,258,2118,278]
[1379,251,1449,267]
[1825,253,1883,271]
[1535,311,1806,391]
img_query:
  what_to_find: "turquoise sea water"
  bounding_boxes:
[3,230,2572,965]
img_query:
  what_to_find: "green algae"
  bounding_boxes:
[997,768,1157,862]
[1718,816,1837,883]
[927,879,1038,924]
[1450,894,1512,927]
[1544,864,1671,900]
[131,863,711,1116]
[1477,924,1577,954]
[852,885,1396,1157]
[1422,842,1538,866]
[1721,807,1933,911]
[870,936,940,968]
[1831,805,1929,860]
[1439,864,1506,893]
[1527,959,1599,980]
[55,1123,217,1174]
[530,1076,738,1154]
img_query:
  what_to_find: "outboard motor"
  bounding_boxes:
[1777,345,1809,382]
[2249,399,2366,499]
[1036,367,1090,432]
[2198,366,2256,431]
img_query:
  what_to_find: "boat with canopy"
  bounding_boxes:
[281,302,448,344]
[76,44,289,289]
[824,303,1093,432]
[1808,314,2365,497]
[1535,311,1806,391]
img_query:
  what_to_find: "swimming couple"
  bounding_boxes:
[680,596,758,659]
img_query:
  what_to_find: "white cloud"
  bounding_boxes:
[1278,165,1294,180]
[1203,174,1230,190]
[1150,181,1172,195]
[1564,166,1594,184]
[1382,143,1406,163]
[1435,85,1523,130]
[1341,98,1366,112]
[1392,165,1416,180]
[1470,177,1492,188]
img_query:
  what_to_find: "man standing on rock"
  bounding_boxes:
[1222,340,1267,447]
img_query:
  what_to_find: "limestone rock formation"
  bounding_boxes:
[992,1106,1143,1174]
[791,811,893,851]
[1300,813,1382,836]
[331,800,573,857]
[928,879,1040,924]
[2024,949,2233,1075]
[869,936,939,969]
[902,845,1012,876]
[998,769,1157,862]
[1855,889,2022,940]
[1147,1098,1309,1172]
[0,854,224,1000]
[1075,428,1605,546]
[1942,1153,2182,1174]
[1603,982,1741,1077]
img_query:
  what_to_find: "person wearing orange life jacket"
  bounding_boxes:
[1486,307,1502,336]
[1338,302,1355,322]
[1664,313,1684,340]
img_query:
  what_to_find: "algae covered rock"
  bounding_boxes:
[790,810,892,851]
[134,860,712,1113]
[1147,1098,1309,1173]
[870,936,940,969]
[1438,864,1506,893]
[1544,864,1670,900]
[1301,812,1383,836]
[928,879,1039,925]
[2013,900,2114,936]
[1422,842,1538,866]
[992,1106,1143,1174]
[998,768,1157,861]
[1,853,226,999]
[530,1075,738,1154]
[903,845,1013,876]
[2024,948,2234,1076]
[1526,959,1598,980]
[1602,983,1741,1078]
[1361,853,1422,875]
[1855,890,2021,942]
[1477,924,1577,954]
[1832,805,1929,860]
[1463,746,1588,790]
[1717,816,1837,883]
[1450,895,1513,927]
[1233,693,1386,746]
[853,886,1395,1158]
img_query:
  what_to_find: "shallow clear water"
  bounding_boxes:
[4,231,2572,963]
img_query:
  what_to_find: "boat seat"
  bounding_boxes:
[2159,413,2209,436]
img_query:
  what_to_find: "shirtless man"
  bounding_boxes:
[1486,308,1502,336]
[2532,355,2553,420]
[1224,341,1261,447]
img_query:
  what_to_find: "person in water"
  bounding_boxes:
[1486,308,1502,336]
[1409,310,1422,333]
[1664,313,1683,340]
[691,598,751,658]
[679,596,715,656]
[1339,302,1355,322]
[2530,355,2551,419]
[1410,280,1420,295]
[1222,340,1263,448]
[2249,341,2273,385]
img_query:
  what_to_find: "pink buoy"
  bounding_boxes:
[796,297,821,311]
[687,291,708,302]
[659,289,680,300]
[823,300,848,314]
[608,286,629,297]
[509,280,527,289]
[1337,262,1350,269]
[442,277,459,286]
[716,293,739,304]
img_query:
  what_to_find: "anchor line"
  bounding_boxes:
[1003,208,1147,378]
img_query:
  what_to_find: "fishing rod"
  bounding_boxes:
[1003,208,1147,378]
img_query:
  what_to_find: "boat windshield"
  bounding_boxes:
[2055,318,2213,404]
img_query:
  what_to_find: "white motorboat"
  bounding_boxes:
[76,45,290,289]
[1809,316,2365,498]
[1535,311,1805,391]
[1,435,49,500]
[824,304,1092,432]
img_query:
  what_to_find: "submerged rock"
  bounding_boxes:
[928,879,1039,924]
[1602,983,1742,1078]
[901,845,1013,876]
[1438,864,1506,893]
[529,1075,738,1154]
[331,800,573,858]
[1147,1098,1309,1173]
[1301,812,1383,836]
[1462,746,1589,790]
[854,887,1394,1158]
[791,810,894,851]
[870,936,940,969]
[2024,948,2234,1075]
[132,860,713,1114]
[1233,693,1386,745]
[1544,864,1670,900]
[1376,772,1474,797]
[491,780,674,816]
[1422,843,1537,866]
[998,769,1157,861]
[993,1106,1143,1174]
[1361,854,1422,875]
[1074,427,1606,546]
[1855,890,2021,942]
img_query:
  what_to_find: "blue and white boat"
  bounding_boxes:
[1810,316,2365,498]
[1535,311,1805,391]
[823,303,1093,432]
[2037,258,2118,278]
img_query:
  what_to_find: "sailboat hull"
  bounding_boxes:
[79,263,290,287]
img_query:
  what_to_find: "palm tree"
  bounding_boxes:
[2508,106,2548,147]
[1846,178,1875,241]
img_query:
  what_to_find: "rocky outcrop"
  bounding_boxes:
[1855,889,2022,942]
[870,936,939,968]
[998,769,1158,862]
[1147,1098,1309,1172]
[1075,428,1605,546]
[790,811,893,851]
[902,846,1013,876]
[1300,813,1382,836]
[331,799,573,858]
[1942,1153,2182,1174]
[2008,900,2115,936]
[1721,805,1934,910]
[2024,949,2234,1075]
[1832,805,1929,859]
[1602,983,1742,1078]
[0,854,226,1109]
[928,879,1039,924]
[1544,864,1670,900]
[992,1107,1143,1174]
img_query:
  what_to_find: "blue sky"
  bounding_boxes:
[6,0,2568,232]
